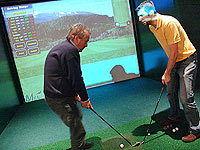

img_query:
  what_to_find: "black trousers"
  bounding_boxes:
[45,96,86,150]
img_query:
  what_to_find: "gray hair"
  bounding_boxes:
[66,24,90,41]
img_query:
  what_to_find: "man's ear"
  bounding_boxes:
[150,1,154,5]
[73,35,80,45]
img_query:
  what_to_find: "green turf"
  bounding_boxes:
[80,35,136,64]
[29,110,200,150]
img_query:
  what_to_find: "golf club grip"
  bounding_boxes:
[90,108,132,146]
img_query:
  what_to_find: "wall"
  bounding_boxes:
[133,0,175,82]
[175,0,200,89]
[0,17,20,134]
[134,0,200,90]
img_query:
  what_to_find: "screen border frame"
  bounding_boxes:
[0,0,142,103]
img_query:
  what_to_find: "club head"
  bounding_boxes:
[132,141,143,147]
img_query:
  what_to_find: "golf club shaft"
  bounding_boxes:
[143,85,165,142]
[90,108,132,146]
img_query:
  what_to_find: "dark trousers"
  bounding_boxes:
[45,96,86,150]
[167,52,200,134]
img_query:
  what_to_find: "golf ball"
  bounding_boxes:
[175,127,179,131]
[120,143,124,149]
[148,133,151,136]
[172,129,176,132]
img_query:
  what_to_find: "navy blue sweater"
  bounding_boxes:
[44,40,89,102]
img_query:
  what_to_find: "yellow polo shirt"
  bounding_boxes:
[149,14,196,62]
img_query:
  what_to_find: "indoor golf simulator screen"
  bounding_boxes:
[1,0,140,102]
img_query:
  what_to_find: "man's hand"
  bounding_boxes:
[162,72,170,85]
[81,99,93,109]
[75,94,81,103]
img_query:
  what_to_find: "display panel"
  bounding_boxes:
[1,0,140,102]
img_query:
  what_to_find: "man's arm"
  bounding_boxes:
[67,56,93,109]
[162,43,178,85]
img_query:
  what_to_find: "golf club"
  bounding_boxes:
[132,84,165,147]
[90,108,133,147]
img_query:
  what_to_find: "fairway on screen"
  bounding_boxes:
[1,0,140,102]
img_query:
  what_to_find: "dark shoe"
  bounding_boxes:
[160,118,180,126]
[69,142,94,150]
[82,142,94,149]
[182,133,200,142]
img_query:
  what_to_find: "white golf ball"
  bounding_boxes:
[148,133,151,136]
[172,129,176,132]
[175,127,179,131]
[120,143,124,149]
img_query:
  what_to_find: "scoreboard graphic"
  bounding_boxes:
[2,4,40,57]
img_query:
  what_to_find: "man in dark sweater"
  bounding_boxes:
[44,24,93,150]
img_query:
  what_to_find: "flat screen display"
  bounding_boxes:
[1,0,140,102]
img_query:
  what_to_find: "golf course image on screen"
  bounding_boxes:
[1,0,140,102]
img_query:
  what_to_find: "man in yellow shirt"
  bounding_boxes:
[136,0,200,142]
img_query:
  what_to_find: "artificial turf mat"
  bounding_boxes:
[30,109,200,150]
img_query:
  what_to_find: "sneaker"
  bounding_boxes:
[160,118,180,126]
[182,133,200,142]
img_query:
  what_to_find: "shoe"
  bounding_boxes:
[182,133,200,142]
[160,118,180,126]
[82,142,94,149]
[69,142,94,150]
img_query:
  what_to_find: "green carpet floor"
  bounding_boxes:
[30,110,200,150]
[1,77,200,150]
